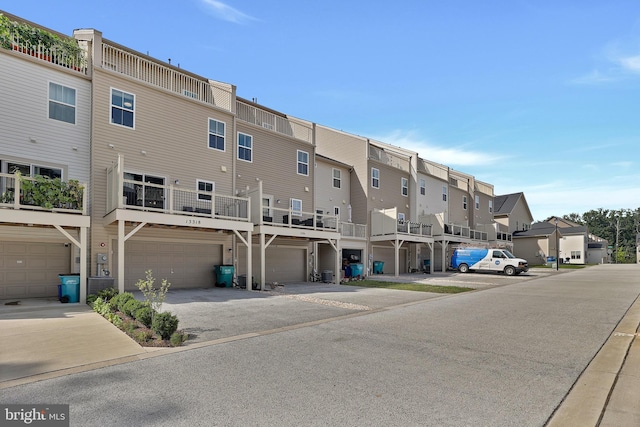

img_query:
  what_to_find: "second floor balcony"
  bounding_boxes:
[106,157,250,225]
[0,172,86,215]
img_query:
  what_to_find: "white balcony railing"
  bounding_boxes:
[260,206,338,231]
[396,221,433,237]
[442,223,488,241]
[3,32,87,74]
[0,172,87,215]
[101,43,233,112]
[339,222,367,239]
[236,100,313,143]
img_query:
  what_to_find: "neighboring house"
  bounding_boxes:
[493,192,533,234]
[513,216,609,265]
[0,12,90,300]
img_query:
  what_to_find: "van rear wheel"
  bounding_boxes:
[504,265,516,276]
[458,264,469,273]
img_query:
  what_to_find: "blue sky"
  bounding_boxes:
[4,1,640,221]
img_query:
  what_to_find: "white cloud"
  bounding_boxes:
[371,130,506,167]
[199,0,256,23]
[618,55,640,73]
[570,69,614,85]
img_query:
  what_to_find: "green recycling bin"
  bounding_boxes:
[214,265,234,287]
[373,261,384,274]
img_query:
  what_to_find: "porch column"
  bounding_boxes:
[335,240,341,284]
[118,219,125,293]
[259,232,266,288]
[246,230,253,291]
[79,226,87,304]
[395,237,400,277]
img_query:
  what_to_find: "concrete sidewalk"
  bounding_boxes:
[1,265,640,426]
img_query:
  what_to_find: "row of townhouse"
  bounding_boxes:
[0,11,520,304]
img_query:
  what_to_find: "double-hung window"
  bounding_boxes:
[290,198,302,216]
[297,150,309,176]
[208,119,225,151]
[49,82,76,124]
[475,195,480,210]
[111,88,135,128]
[371,168,380,189]
[332,168,341,188]
[238,133,252,162]
[442,186,447,202]
[197,180,214,201]
[463,196,467,210]
[401,177,408,196]
[489,200,493,213]
[419,179,426,196]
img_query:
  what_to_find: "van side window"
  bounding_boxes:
[493,250,504,258]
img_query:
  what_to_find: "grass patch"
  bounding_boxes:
[342,280,472,293]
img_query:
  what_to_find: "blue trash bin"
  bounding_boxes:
[59,274,80,303]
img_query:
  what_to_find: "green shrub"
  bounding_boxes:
[170,331,187,347]
[92,297,113,317]
[106,312,122,328]
[134,306,154,328]
[122,299,145,318]
[86,294,98,307]
[109,292,134,312]
[121,319,137,334]
[97,287,119,301]
[134,329,154,343]
[152,312,179,340]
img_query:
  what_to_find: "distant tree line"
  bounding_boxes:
[562,208,640,263]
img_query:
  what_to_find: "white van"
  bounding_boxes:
[451,248,529,276]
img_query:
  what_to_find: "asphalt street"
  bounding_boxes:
[1,265,638,426]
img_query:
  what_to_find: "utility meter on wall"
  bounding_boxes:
[97,253,108,263]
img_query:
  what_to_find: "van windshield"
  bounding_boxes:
[503,250,516,259]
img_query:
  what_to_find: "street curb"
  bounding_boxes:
[546,293,640,426]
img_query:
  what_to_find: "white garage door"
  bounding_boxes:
[265,247,306,283]
[372,247,407,275]
[116,241,222,290]
[0,241,70,299]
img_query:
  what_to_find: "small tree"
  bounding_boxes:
[135,270,171,323]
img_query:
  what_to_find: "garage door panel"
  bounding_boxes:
[265,247,305,283]
[0,242,70,298]
[118,241,222,290]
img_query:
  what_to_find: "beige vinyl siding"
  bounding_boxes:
[0,51,91,183]
[316,126,369,225]
[235,123,314,213]
[510,198,534,233]
[314,159,350,221]
[368,162,410,220]
[89,69,236,273]
[473,192,494,230]
[448,185,468,226]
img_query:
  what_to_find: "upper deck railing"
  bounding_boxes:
[0,172,87,215]
[236,100,313,143]
[101,42,234,112]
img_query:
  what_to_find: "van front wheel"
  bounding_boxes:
[458,264,469,273]
[504,266,516,276]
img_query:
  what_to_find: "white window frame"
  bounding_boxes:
[401,177,409,197]
[371,168,380,189]
[398,212,406,223]
[48,82,76,124]
[110,87,135,129]
[333,206,340,217]
[419,179,426,196]
[237,132,253,162]
[197,179,214,202]
[475,195,480,210]
[262,196,273,218]
[290,198,302,216]
[332,168,341,188]
[297,150,309,176]
[208,118,225,151]
[463,196,467,210]
[489,200,493,213]
[442,186,447,202]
